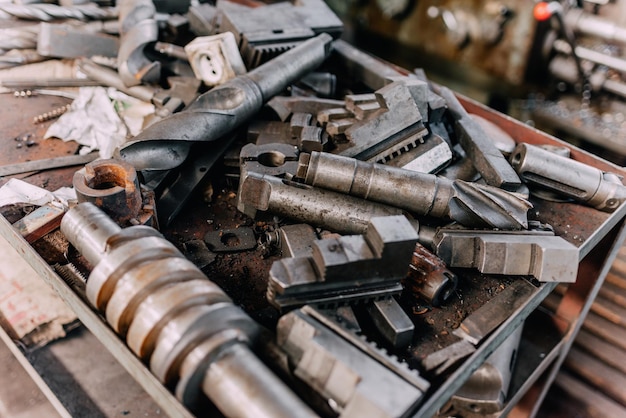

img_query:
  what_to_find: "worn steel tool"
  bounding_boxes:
[78,59,200,120]
[37,23,119,59]
[118,33,333,171]
[365,297,415,349]
[439,87,521,190]
[267,216,417,310]
[337,79,430,163]
[117,0,160,87]
[72,159,157,227]
[61,203,316,418]
[210,0,342,68]
[510,142,626,212]
[420,225,579,283]
[297,151,532,230]
[277,307,428,418]
[238,172,405,235]
[406,243,458,307]
[0,153,97,177]
[452,279,536,346]
[0,3,117,21]
[450,323,523,415]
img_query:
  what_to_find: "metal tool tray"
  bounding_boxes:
[1,73,625,418]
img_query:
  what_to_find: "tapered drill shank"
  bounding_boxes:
[118,33,333,170]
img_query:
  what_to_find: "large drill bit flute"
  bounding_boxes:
[296,151,532,230]
[0,4,116,21]
[118,33,334,171]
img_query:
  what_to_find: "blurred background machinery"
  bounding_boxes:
[328,0,626,164]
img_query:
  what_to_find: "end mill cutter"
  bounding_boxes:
[297,151,531,230]
[118,33,334,171]
[61,203,317,418]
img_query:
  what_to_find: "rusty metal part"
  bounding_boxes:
[204,228,257,252]
[214,0,342,68]
[78,59,200,119]
[0,153,97,177]
[471,114,516,156]
[366,297,415,349]
[12,203,66,244]
[154,137,236,227]
[73,159,143,225]
[267,216,417,310]
[0,4,117,21]
[453,279,536,345]
[105,258,210,335]
[422,339,476,375]
[510,142,626,212]
[277,308,427,417]
[450,323,523,415]
[78,58,157,103]
[155,42,187,61]
[305,305,429,391]
[439,87,521,190]
[277,224,318,258]
[117,0,160,87]
[331,39,404,91]
[422,226,579,283]
[118,33,333,171]
[37,23,119,59]
[267,96,345,122]
[298,151,531,230]
[238,172,405,235]
[33,104,71,124]
[60,203,316,417]
[236,142,299,217]
[406,243,458,307]
[338,79,429,163]
[384,133,452,174]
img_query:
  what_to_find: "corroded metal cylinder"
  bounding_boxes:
[73,159,142,224]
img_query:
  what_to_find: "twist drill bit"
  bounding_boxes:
[297,151,531,230]
[117,33,333,171]
[0,4,117,21]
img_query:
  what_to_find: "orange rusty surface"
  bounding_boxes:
[0,94,80,190]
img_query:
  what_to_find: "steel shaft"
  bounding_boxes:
[510,143,626,212]
[239,172,405,235]
[61,203,317,418]
[298,151,531,229]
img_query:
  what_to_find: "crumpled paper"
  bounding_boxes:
[0,178,76,209]
[44,86,128,158]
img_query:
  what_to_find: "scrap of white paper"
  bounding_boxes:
[0,178,76,209]
[44,86,128,158]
